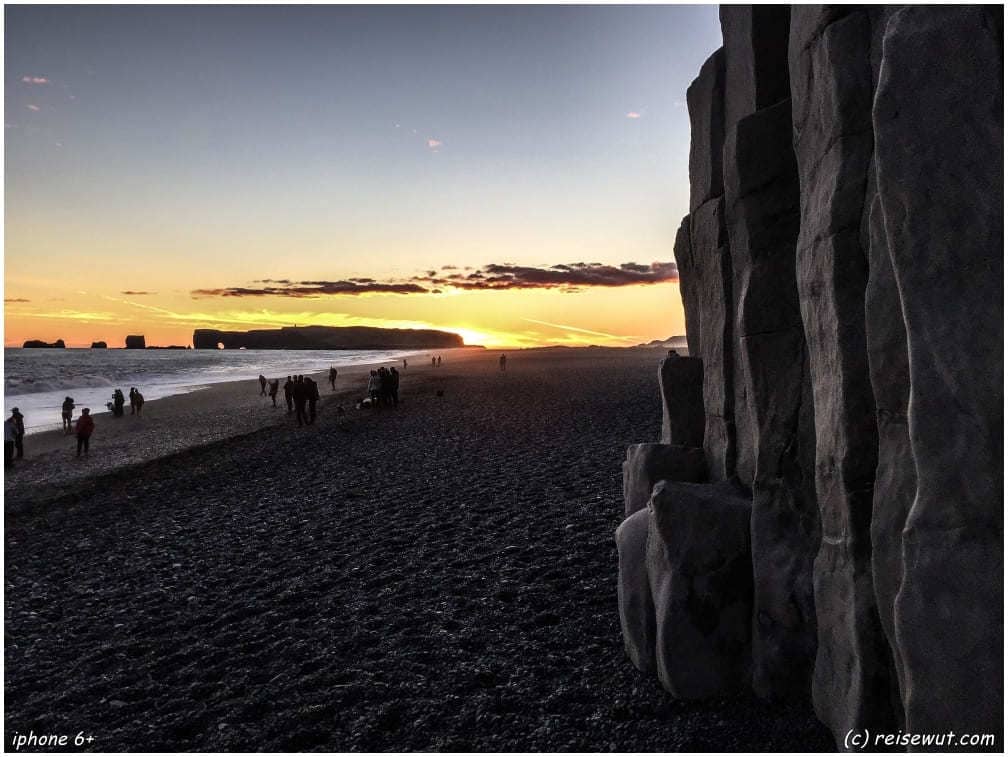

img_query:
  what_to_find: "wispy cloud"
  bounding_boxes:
[4,298,30,303]
[14,309,122,322]
[191,280,431,298]
[21,76,48,85]
[625,111,642,119]
[121,290,157,296]
[26,104,40,112]
[521,317,635,341]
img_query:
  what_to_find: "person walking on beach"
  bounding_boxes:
[390,367,400,407]
[61,396,75,434]
[403,358,408,369]
[268,379,280,408]
[329,366,338,392]
[307,377,320,423]
[431,356,436,368]
[75,408,95,458]
[292,376,308,426]
[499,353,507,372]
[11,408,25,459]
[284,376,294,414]
[437,355,442,367]
[258,374,267,396]
[129,387,139,415]
[367,370,379,406]
[4,415,16,467]
[133,390,145,417]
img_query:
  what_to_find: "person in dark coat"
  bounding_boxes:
[61,396,75,433]
[112,389,126,417]
[307,377,320,423]
[268,379,280,407]
[11,408,25,459]
[390,367,400,407]
[75,408,95,458]
[328,366,338,392]
[283,376,294,414]
[292,375,308,426]
[258,374,267,396]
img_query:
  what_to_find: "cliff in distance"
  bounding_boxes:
[193,325,464,350]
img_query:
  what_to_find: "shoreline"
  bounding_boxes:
[3,346,492,505]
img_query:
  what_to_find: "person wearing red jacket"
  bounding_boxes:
[75,408,95,458]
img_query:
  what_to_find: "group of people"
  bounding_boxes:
[430,355,443,367]
[4,400,97,466]
[365,366,400,408]
[105,388,145,418]
[281,375,321,425]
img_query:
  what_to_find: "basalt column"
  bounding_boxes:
[719,6,819,701]
[789,6,896,739]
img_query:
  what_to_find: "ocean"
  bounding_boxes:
[4,347,423,435]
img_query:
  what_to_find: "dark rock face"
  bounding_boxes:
[193,326,464,351]
[874,5,1003,740]
[22,339,66,348]
[615,508,656,675]
[622,443,706,518]
[620,3,1002,749]
[647,480,753,699]
[90,341,108,349]
[658,356,705,447]
[125,335,146,349]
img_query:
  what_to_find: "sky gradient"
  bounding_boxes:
[5,5,722,348]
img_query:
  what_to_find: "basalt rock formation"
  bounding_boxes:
[617,5,1002,749]
[193,326,464,351]
[125,335,146,349]
[90,341,108,349]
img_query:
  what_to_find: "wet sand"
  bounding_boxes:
[4,346,831,751]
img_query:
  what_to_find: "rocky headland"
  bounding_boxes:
[193,325,465,351]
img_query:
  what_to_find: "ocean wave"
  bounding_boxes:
[5,373,118,396]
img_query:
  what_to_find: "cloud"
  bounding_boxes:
[625,111,642,119]
[191,280,430,298]
[192,261,678,299]
[26,104,40,112]
[21,76,48,85]
[121,290,156,296]
[414,261,679,292]
[427,138,443,149]
[521,317,634,341]
[4,298,30,303]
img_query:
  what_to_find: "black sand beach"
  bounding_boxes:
[5,348,832,751]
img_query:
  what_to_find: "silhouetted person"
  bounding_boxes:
[307,377,320,423]
[284,376,294,414]
[437,355,442,367]
[4,415,16,467]
[259,374,267,396]
[268,379,280,407]
[367,370,379,406]
[431,356,436,368]
[112,389,125,417]
[403,358,408,369]
[668,349,679,358]
[76,408,95,458]
[61,396,75,434]
[129,387,139,415]
[293,375,308,426]
[329,366,338,392]
[499,353,507,372]
[11,408,24,459]
[390,367,400,407]
[133,390,145,417]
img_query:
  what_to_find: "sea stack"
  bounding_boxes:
[125,335,146,349]
[22,339,66,348]
[615,5,1003,749]
[90,341,108,349]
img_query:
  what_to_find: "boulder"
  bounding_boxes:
[789,7,897,738]
[687,48,726,212]
[658,355,704,447]
[125,334,146,349]
[90,341,108,349]
[615,508,656,674]
[622,443,706,518]
[647,480,752,698]
[874,5,1003,740]
[689,196,736,482]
